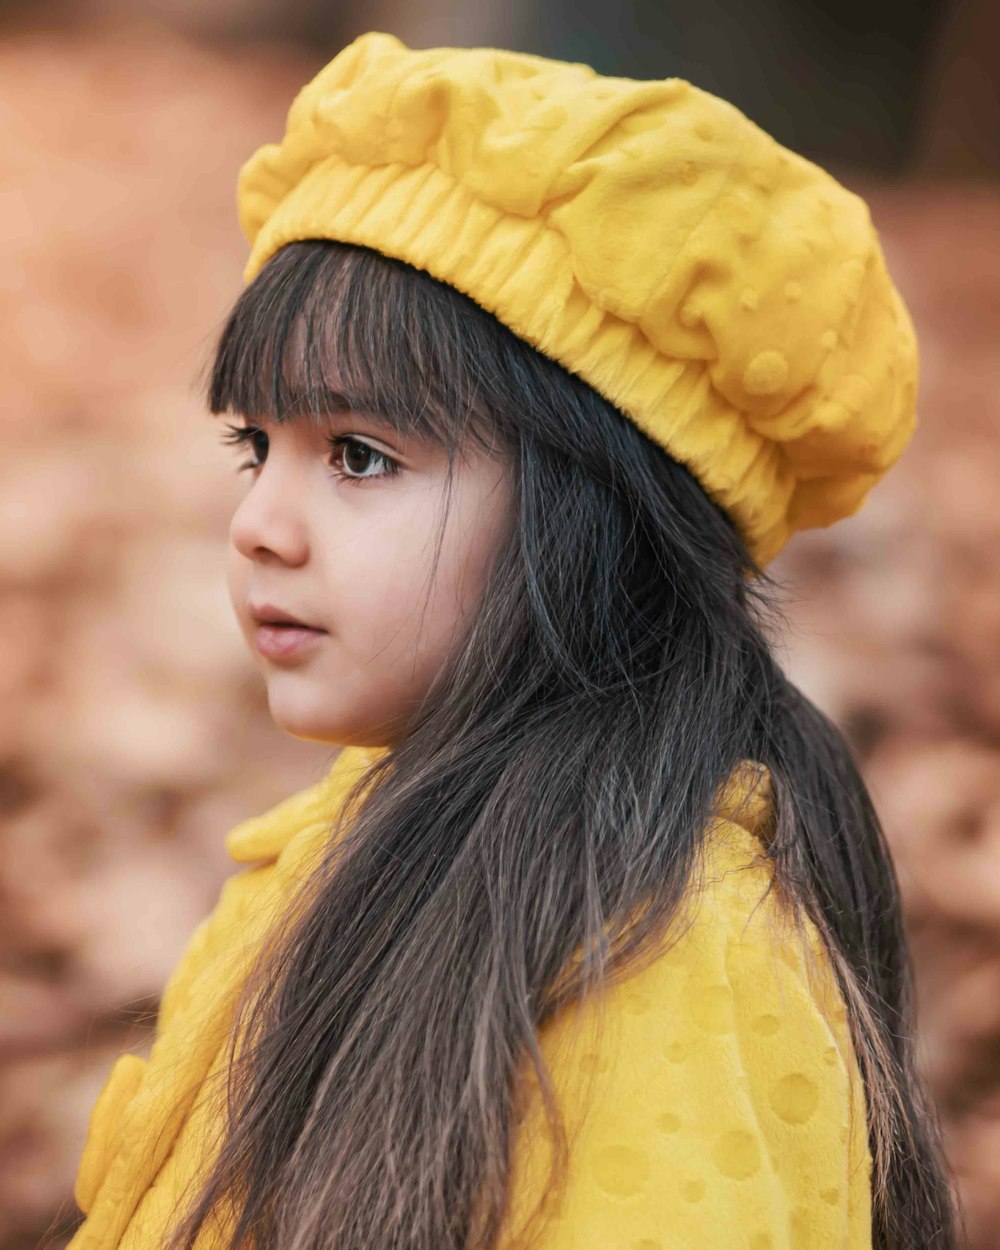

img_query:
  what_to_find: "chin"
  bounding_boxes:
[263,694,394,750]
[261,690,337,745]
[261,664,421,744]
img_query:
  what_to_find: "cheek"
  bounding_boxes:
[326,513,448,670]
[226,545,249,624]
[398,460,511,661]
[326,465,509,677]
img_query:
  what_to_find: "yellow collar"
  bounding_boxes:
[223,748,773,867]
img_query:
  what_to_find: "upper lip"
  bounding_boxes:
[248,600,323,630]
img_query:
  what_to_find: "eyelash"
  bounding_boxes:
[219,422,400,484]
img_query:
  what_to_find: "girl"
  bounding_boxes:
[68,30,961,1250]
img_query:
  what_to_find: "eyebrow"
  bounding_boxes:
[305,391,411,443]
[214,385,384,425]
[286,383,386,422]
[309,386,381,417]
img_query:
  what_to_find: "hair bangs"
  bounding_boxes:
[206,240,503,460]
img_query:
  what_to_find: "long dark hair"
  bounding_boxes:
[171,239,961,1250]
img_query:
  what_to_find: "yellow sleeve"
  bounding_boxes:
[501,827,874,1250]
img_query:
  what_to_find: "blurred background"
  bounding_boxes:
[1,0,997,1245]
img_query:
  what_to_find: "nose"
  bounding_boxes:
[229,453,310,566]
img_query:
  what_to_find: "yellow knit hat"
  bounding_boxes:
[237,31,918,567]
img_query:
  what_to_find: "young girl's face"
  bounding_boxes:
[226,410,511,749]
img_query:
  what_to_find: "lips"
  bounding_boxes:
[253,619,326,660]
[248,600,325,630]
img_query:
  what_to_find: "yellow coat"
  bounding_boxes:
[69,746,873,1248]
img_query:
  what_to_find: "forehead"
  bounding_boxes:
[236,328,405,449]
[270,314,377,419]
[209,244,502,460]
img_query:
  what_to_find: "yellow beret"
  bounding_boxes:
[237,31,918,566]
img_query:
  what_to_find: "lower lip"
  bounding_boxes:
[254,623,327,660]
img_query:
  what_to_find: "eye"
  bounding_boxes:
[328,435,400,484]
[219,425,400,484]
[220,421,266,473]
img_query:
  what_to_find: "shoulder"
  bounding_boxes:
[534,814,832,1100]
[503,805,873,1249]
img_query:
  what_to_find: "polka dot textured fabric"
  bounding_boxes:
[237,31,918,567]
[67,748,873,1248]
[499,804,873,1250]
[500,810,875,1250]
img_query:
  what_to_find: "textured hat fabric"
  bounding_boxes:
[237,30,918,567]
